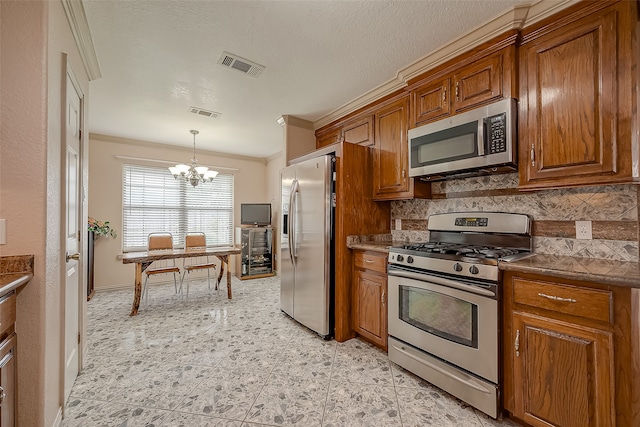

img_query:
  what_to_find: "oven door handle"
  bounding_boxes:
[388,267,495,297]
[390,343,494,395]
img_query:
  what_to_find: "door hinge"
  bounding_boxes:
[79,129,82,139]
[78,333,81,344]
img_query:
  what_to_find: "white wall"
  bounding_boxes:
[0,1,90,425]
[88,134,269,290]
[265,151,285,274]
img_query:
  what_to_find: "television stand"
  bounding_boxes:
[235,226,275,280]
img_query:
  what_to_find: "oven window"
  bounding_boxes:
[399,285,478,348]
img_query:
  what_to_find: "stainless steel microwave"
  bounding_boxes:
[408,98,517,179]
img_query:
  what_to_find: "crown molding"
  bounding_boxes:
[313,0,578,130]
[61,0,101,81]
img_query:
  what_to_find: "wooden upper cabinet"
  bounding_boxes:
[411,77,451,126]
[374,97,409,197]
[316,126,341,149]
[342,115,374,146]
[518,1,637,190]
[373,96,431,200]
[452,54,503,113]
[409,35,516,129]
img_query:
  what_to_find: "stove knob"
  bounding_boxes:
[453,263,463,272]
[397,254,404,262]
[469,265,480,275]
[407,256,414,264]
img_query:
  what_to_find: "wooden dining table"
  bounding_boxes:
[122,246,241,316]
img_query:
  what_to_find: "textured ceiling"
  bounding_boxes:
[84,0,531,159]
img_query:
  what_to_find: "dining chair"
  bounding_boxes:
[143,232,180,304]
[180,232,217,297]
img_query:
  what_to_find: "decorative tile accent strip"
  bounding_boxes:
[0,255,34,275]
[533,220,638,241]
[391,172,639,261]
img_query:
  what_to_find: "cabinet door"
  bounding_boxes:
[342,115,374,146]
[518,7,621,188]
[452,54,503,113]
[316,127,342,149]
[411,77,451,127]
[512,312,614,427]
[0,334,16,427]
[373,97,410,198]
[353,269,387,349]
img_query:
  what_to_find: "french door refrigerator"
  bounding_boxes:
[281,153,334,338]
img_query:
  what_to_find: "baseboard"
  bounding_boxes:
[51,406,63,427]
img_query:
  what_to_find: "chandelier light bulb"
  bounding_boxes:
[168,130,219,187]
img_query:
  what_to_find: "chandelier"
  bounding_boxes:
[168,130,218,187]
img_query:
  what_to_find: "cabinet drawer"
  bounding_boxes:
[513,278,611,323]
[354,252,387,273]
[0,292,16,337]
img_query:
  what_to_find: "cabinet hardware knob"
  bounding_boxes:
[442,86,447,103]
[515,329,520,357]
[537,292,576,303]
[455,82,459,101]
[531,144,535,167]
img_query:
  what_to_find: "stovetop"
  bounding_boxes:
[395,242,524,260]
[387,212,533,282]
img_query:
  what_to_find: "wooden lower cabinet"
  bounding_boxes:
[0,334,16,427]
[511,312,614,427]
[352,250,387,350]
[502,271,640,427]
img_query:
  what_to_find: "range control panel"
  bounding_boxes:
[454,217,488,227]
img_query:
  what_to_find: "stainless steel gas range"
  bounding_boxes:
[387,212,532,419]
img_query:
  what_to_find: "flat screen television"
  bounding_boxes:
[240,203,272,226]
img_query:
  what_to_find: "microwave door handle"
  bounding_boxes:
[477,119,486,156]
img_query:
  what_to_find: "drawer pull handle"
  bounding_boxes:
[381,290,386,304]
[515,330,520,357]
[0,386,5,405]
[538,292,576,303]
[364,259,375,264]
[442,86,447,103]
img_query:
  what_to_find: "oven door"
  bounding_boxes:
[388,266,498,383]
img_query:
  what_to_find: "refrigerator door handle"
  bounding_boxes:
[288,179,299,266]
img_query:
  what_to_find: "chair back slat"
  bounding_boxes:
[185,233,206,249]
[148,233,174,251]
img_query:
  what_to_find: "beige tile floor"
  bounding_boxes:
[62,275,521,426]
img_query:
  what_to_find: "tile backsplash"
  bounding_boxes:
[391,173,639,262]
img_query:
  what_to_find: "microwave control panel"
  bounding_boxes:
[486,113,507,154]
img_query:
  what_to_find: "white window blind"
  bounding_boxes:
[122,164,233,251]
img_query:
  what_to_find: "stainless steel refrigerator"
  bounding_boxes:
[280,153,334,338]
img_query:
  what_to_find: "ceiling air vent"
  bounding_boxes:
[188,107,221,119]
[218,51,265,78]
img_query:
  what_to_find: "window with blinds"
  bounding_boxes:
[122,164,233,252]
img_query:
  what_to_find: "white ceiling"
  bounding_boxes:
[83,0,531,159]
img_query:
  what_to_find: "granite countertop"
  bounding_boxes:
[0,254,35,295]
[499,254,640,288]
[0,273,33,295]
[347,240,396,253]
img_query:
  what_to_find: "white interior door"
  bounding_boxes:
[64,71,82,402]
